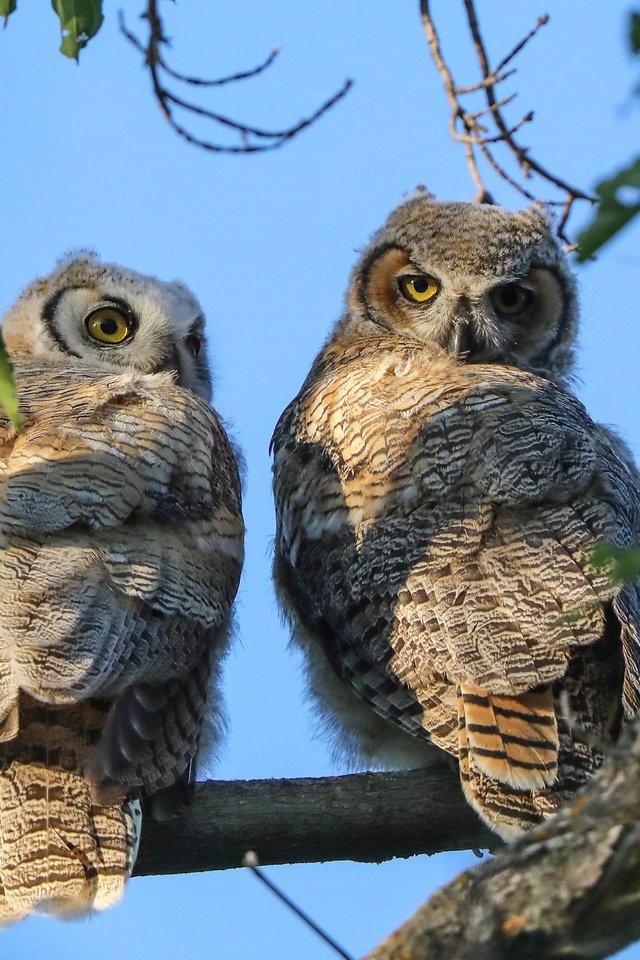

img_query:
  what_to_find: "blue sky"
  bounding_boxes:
[2,2,640,958]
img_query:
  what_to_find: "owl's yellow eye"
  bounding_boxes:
[490,283,532,317]
[398,275,439,304]
[85,306,133,344]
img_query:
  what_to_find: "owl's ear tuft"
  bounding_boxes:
[525,201,555,231]
[55,249,101,270]
[408,184,436,201]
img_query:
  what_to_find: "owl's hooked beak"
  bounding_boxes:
[448,299,479,361]
[449,322,477,360]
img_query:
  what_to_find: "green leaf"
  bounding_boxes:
[590,542,640,586]
[576,157,640,261]
[0,332,21,430]
[631,11,640,53]
[51,0,103,61]
[556,604,597,626]
[0,0,17,26]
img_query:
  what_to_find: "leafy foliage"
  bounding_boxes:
[631,12,640,53]
[0,332,20,430]
[576,158,640,261]
[590,542,640,587]
[562,542,640,626]
[51,0,103,60]
[0,0,16,26]
[0,1,103,57]
[577,9,640,260]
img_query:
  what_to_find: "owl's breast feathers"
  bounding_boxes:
[0,359,244,921]
[273,336,640,836]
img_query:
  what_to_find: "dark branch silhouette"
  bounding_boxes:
[119,1,352,154]
[420,0,594,242]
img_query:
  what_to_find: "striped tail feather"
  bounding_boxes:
[457,692,564,838]
[457,677,621,839]
[458,739,565,838]
[458,683,558,790]
[455,627,626,840]
[0,697,140,924]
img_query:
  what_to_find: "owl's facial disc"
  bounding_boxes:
[362,246,566,369]
[0,255,214,403]
[364,247,474,353]
[363,247,440,335]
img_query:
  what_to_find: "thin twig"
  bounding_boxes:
[119,2,351,154]
[462,2,592,200]
[163,82,353,142]
[420,0,596,242]
[420,1,487,200]
[244,852,356,960]
[158,46,280,88]
[453,112,533,145]
[478,141,537,201]
[494,14,549,73]
[468,93,518,121]
[454,69,516,95]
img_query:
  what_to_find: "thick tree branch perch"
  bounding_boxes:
[134,767,496,877]
[365,722,640,960]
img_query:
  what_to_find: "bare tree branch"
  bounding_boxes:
[420,2,487,201]
[365,721,640,960]
[420,0,595,241]
[134,767,496,877]
[158,46,281,89]
[119,1,352,154]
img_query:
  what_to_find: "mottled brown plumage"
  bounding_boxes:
[272,192,640,838]
[0,255,243,920]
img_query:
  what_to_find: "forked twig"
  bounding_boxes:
[420,0,595,242]
[120,1,352,154]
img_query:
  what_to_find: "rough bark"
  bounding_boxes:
[134,766,496,876]
[136,726,640,960]
[365,725,640,960]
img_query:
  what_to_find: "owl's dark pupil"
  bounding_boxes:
[412,278,429,293]
[501,287,520,306]
[100,318,119,335]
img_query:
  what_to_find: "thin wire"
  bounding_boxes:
[243,852,356,960]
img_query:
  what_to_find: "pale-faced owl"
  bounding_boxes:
[0,253,244,920]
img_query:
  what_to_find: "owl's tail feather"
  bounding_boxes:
[458,718,565,839]
[458,683,566,838]
[457,683,559,791]
[0,699,140,925]
[458,681,615,840]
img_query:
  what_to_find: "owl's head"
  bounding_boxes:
[2,253,212,400]
[337,191,578,383]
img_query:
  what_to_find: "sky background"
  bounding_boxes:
[1,2,640,958]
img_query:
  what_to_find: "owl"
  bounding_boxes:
[272,191,640,840]
[0,254,244,921]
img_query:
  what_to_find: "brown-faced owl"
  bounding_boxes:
[271,191,640,839]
